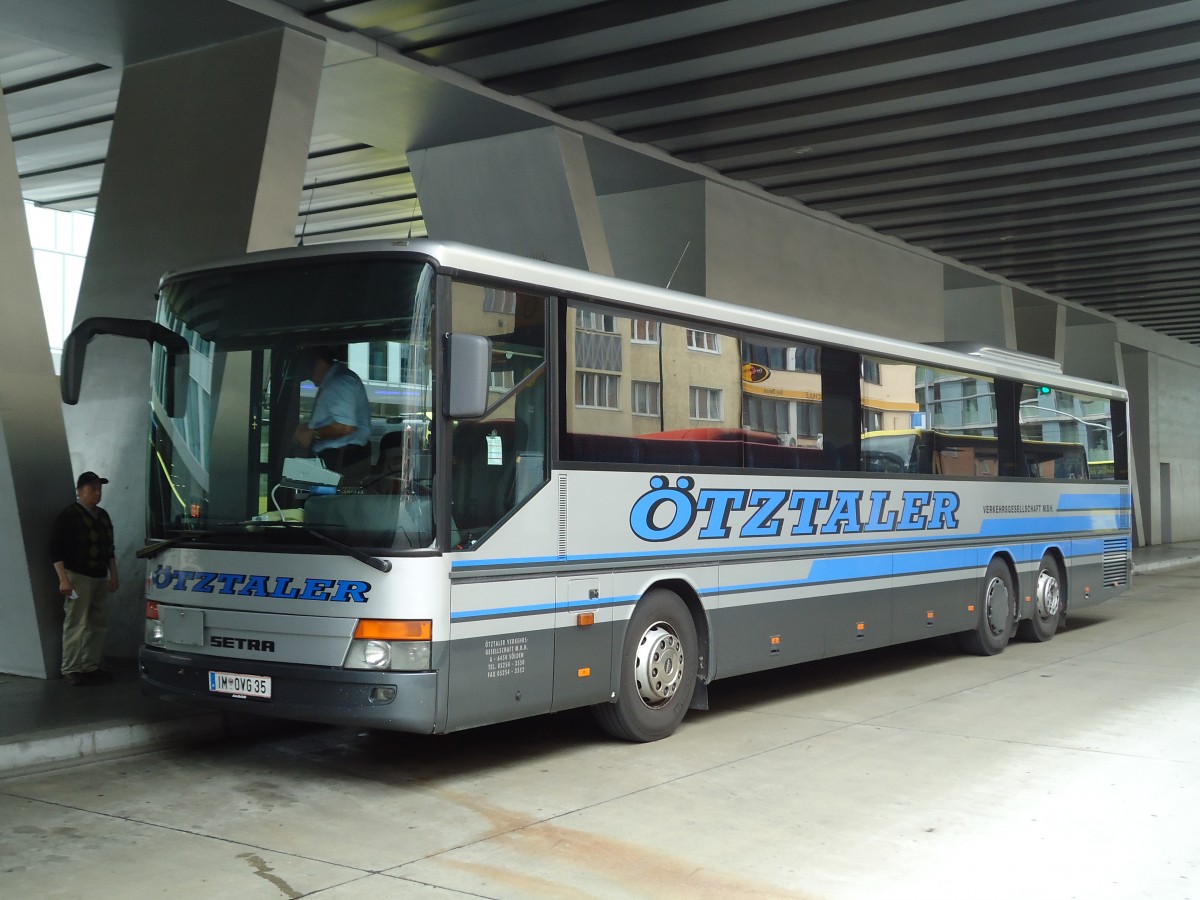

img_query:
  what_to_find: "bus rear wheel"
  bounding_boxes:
[957,558,1015,656]
[1017,554,1063,642]
[593,589,698,742]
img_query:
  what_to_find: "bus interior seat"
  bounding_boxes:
[452,419,516,536]
[373,428,431,492]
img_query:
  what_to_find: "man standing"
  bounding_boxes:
[50,471,118,685]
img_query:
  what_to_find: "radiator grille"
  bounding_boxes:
[1103,537,1130,587]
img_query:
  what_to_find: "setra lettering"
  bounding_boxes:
[210,636,276,653]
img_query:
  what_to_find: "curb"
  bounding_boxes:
[1133,557,1200,576]
[0,712,226,778]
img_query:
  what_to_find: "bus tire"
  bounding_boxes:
[593,589,698,742]
[957,558,1015,656]
[1017,554,1063,642]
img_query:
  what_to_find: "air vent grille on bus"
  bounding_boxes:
[557,475,568,560]
[1103,537,1130,587]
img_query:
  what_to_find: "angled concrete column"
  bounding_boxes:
[1119,345,1152,545]
[66,27,323,659]
[1063,314,1120,383]
[599,181,706,295]
[0,87,75,676]
[410,127,614,275]
[944,283,1016,349]
[1013,291,1066,362]
[1114,344,1146,547]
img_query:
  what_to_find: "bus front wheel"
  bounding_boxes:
[593,589,698,742]
[1017,554,1064,642]
[957,558,1015,656]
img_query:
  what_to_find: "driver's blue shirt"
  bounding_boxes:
[310,360,370,453]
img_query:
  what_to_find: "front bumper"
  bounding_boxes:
[139,646,439,732]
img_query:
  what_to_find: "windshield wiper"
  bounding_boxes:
[137,522,275,560]
[138,523,391,573]
[248,520,392,573]
[138,530,220,560]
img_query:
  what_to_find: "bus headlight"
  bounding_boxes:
[343,620,432,672]
[362,640,390,668]
[145,600,165,646]
[145,620,165,646]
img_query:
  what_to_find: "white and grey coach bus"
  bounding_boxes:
[62,240,1131,742]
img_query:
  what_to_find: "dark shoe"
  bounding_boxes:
[63,672,84,686]
[79,669,113,685]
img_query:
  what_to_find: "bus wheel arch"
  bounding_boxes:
[1017,550,1066,642]
[957,554,1018,656]
[593,584,702,742]
[651,577,711,681]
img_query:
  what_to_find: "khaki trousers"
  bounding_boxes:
[62,571,108,675]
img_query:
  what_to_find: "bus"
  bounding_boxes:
[62,240,1132,742]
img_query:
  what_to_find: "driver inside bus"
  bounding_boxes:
[294,346,372,478]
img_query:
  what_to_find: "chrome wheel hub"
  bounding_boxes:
[984,576,1011,636]
[1037,570,1061,618]
[634,621,685,708]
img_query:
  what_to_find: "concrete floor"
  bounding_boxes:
[2,562,1199,899]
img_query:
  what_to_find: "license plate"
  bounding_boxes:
[208,671,272,699]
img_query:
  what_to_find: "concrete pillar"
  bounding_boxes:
[66,27,324,659]
[0,87,75,676]
[1063,317,1120,383]
[410,127,614,275]
[599,181,706,296]
[1119,345,1153,545]
[944,284,1016,349]
[1013,291,1065,362]
[1139,352,1200,544]
[1114,344,1146,547]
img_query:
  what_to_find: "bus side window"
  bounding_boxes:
[1020,384,1114,480]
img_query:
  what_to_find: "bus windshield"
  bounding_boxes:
[148,256,436,551]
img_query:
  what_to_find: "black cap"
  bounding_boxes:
[76,471,109,488]
[310,346,342,364]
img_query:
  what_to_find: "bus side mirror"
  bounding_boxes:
[445,333,491,419]
[62,316,190,419]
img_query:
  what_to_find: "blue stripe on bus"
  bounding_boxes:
[451,517,1125,573]
[979,514,1128,536]
[1072,535,1128,555]
[1056,494,1131,511]
[448,538,1113,621]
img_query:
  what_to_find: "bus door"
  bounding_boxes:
[551,574,614,711]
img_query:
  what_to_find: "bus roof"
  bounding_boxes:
[160,238,1128,402]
